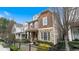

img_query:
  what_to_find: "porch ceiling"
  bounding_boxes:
[70,21,79,27]
[26,29,38,32]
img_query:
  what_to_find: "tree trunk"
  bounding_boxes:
[19,42,21,49]
[64,33,70,51]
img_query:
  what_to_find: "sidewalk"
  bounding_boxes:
[0,45,10,51]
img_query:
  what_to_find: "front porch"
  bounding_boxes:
[72,27,79,40]
[68,21,79,41]
[26,29,38,43]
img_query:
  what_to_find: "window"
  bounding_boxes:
[44,32,47,40]
[41,32,50,41]
[30,23,33,28]
[42,17,48,25]
[41,32,44,39]
[48,32,50,40]
[34,22,38,28]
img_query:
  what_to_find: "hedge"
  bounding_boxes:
[0,39,4,42]
[36,40,53,46]
[68,41,79,49]
[37,43,52,51]
[10,45,19,51]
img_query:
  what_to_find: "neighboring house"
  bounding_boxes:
[26,9,63,45]
[68,8,79,41]
[12,23,27,40]
[68,21,79,41]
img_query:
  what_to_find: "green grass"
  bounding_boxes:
[68,41,79,49]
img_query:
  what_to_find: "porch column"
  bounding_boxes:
[28,32,30,40]
[20,33,22,40]
[68,25,72,41]
[27,32,29,39]
[30,32,32,42]
[26,32,28,39]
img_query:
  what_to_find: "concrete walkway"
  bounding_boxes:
[16,43,37,51]
[19,43,37,51]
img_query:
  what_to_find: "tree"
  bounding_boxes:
[8,34,15,45]
[63,7,77,51]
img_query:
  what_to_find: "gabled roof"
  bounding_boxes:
[27,20,38,24]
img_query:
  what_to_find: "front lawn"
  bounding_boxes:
[68,41,79,50]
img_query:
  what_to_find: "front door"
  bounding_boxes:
[31,32,38,42]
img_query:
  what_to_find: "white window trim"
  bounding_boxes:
[41,32,50,41]
[42,17,48,26]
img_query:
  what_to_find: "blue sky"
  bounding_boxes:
[0,7,48,24]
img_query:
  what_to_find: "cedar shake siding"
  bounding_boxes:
[38,10,53,28]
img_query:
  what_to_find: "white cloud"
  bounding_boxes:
[4,11,10,16]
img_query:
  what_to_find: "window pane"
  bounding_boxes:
[43,17,48,25]
[48,32,50,40]
[44,32,47,40]
[41,32,43,39]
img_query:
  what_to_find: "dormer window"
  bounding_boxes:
[42,16,48,26]
[34,22,38,28]
[30,23,33,28]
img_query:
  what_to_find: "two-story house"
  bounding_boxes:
[26,9,63,45]
[38,10,63,45]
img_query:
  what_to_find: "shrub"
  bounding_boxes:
[58,41,65,49]
[36,40,53,46]
[37,43,52,51]
[69,41,79,45]
[10,45,19,51]
[68,41,79,49]
[52,41,65,51]
[0,39,4,42]
[73,39,79,41]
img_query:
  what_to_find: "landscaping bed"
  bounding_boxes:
[35,40,53,51]
[36,40,53,46]
[37,43,52,51]
[9,45,20,51]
